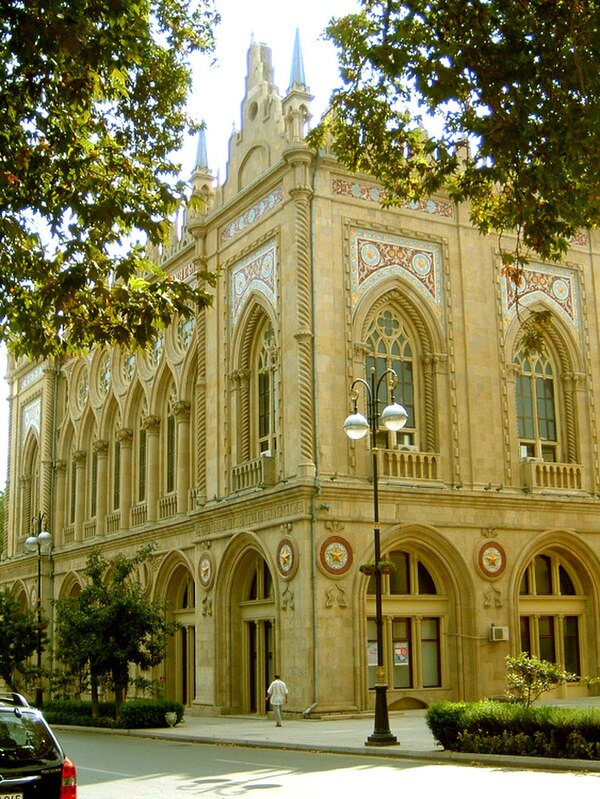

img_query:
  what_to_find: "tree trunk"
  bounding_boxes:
[114,683,125,720]
[91,673,100,717]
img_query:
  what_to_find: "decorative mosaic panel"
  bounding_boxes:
[220,184,284,244]
[501,262,581,335]
[332,177,454,218]
[20,364,44,390]
[349,228,444,319]
[22,396,41,442]
[570,230,588,247]
[230,239,277,324]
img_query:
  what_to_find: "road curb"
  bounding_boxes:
[54,724,600,774]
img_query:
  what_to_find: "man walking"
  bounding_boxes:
[266,674,288,727]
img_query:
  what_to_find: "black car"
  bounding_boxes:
[0,692,76,798]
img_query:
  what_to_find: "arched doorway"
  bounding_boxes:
[164,564,196,705]
[229,550,275,714]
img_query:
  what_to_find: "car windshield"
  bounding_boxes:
[0,711,58,763]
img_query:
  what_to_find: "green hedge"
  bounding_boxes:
[426,700,600,759]
[43,698,185,729]
[119,699,185,729]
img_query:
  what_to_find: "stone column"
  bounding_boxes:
[53,461,66,546]
[73,450,87,541]
[285,147,316,477]
[94,439,109,536]
[118,428,133,531]
[41,364,58,518]
[174,401,191,515]
[143,415,160,523]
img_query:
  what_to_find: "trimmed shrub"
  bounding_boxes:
[424,700,468,749]
[43,698,184,729]
[119,699,185,729]
[426,700,600,759]
[44,699,116,727]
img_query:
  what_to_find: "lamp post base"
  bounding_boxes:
[365,684,399,747]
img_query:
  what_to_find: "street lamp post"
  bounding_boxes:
[25,513,53,708]
[344,367,408,747]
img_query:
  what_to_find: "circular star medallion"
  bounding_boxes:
[319,535,353,577]
[478,541,506,579]
[276,537,298,580]
[198,551,215,590]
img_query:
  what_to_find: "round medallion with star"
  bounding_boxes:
[477,541,506,579]
[276,537,298,580]
[198,551,215,590]
[319,535,353,576]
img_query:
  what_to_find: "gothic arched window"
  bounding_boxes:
[255,322,277,456]
[365,308,416,447]
[514,349,558,462]
[165,384,177,494]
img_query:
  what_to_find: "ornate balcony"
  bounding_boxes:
[377,448,439,481]
[130,502,148,527]
[158,493,177,519]
[522,459,583,492]
[231,453,276,492]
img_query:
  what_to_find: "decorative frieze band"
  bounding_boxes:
[220,184,284,244]
[332,176,454,218]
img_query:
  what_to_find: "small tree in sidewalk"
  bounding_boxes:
[0,588,45,693]
[55,544,178,719]
[505,653,577,709]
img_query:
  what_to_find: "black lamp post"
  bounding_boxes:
[25,513,52,708]
[343,367,407,747]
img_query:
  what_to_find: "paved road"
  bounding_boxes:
[59,729,600,799]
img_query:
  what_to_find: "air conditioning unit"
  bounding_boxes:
[489,625,509,642]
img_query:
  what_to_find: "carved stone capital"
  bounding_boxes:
[143,415,161,434]
[173,400,191,420]
[93,439,109,456]
[117,428,134,446]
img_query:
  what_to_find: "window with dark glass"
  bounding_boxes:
[113,436,120,511]
[69,461,76,524]
[138,422,146,502]
[166,390,176,494]
[519,552,582,676]
[90,448,98,517]
[514,350,558,461]
[366,308,416,447]
[366,551,442,689]
[256,323,276,455]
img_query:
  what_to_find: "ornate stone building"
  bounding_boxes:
[3,34,600,715]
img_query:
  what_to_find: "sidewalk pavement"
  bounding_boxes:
[61,696,600,775]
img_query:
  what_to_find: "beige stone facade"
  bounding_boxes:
[2,38,600,716]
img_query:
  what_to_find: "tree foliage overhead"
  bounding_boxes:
[313,0,600,269]
[0,0,219,358]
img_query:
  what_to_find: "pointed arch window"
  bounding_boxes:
[90,445,98,518]
[69,457,77,525]
[21,437,41,538]
[519,552,582,675]
[137,406,147,503]
[256,322,277,455]
[366,308,416,447]
[113,423,121,511]
[166,385,177,494]
[247,557,274,601]
[514,349,558,462]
